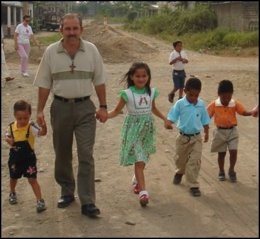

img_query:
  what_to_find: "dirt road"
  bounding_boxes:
[1,21,258,237]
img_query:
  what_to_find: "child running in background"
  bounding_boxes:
[207,80,254,182]
[166,77,210,197]
[168,40,188,103]
[108,62,172,207]
[5,100,47,212]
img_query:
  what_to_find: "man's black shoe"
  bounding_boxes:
[81,204,100,217]
[173,173,183,185]
[57,195,75,208]
[190,187,201,197]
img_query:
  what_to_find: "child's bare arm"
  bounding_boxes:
[242,110,253,116]
[169,56,182,65]
[252,105,258,117]
[108,98,126,119]
[165,119,173,129]
[237,102,256,117]
[5,134,14,146]
[181,58,188,63]
[31,121,47,136]
[152,101,166,120]
[4,127,14,146]
[152,101,173,129]
[203,124,209,143]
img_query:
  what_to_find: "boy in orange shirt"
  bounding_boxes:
[207,80,254,182]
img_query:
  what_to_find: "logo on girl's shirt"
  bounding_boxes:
[133,94,151,110]
[139,96,148,106]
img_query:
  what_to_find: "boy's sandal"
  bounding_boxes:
[139,190,149,207]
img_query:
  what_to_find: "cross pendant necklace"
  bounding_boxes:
[70,59,76,73]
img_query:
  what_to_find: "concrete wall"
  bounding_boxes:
[211,1,259,31]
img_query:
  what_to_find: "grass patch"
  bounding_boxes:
[189,30,256,49]
[158,29,259,57]
[37,33,62,45]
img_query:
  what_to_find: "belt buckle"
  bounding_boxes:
[68,98,75,103]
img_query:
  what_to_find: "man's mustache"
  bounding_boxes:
[68,35,77,38]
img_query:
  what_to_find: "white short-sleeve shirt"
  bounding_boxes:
[15,23,33,44]
[169,49,188,71]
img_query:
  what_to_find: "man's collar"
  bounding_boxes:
[57,38,85,53]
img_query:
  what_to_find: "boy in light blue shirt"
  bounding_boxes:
[166,77,210,197]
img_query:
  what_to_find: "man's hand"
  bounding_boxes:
[37,111,46,128]
[96,108,108,123]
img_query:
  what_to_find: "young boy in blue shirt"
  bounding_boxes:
[166,77,210,196]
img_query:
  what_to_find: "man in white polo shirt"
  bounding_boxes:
[34,13,108,218]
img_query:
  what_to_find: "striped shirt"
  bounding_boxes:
[33,38,106,98]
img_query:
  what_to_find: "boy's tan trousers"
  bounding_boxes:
[174,133,202,188]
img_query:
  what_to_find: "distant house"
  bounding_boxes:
[1,1,73,37]
[157,1,197,11]
[210,1,259,31]
[1,1,33,37]
[137,4,159,17]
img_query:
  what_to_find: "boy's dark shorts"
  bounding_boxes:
[8,153,37,179]
[172,70,186,89]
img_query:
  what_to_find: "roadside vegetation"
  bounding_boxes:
[123,4,258,56]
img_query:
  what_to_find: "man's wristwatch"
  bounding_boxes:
[99,105,107,109]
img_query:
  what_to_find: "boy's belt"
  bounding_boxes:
[180,131,200,137]
[217,125,236,129]
[54,95,90,103]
